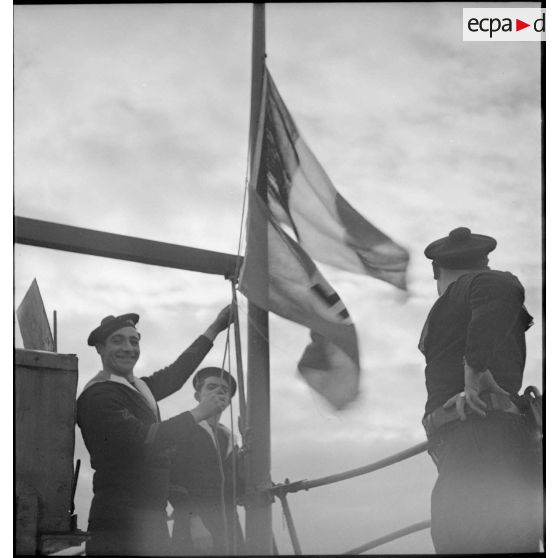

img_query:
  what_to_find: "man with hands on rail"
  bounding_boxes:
[419,227,542,554]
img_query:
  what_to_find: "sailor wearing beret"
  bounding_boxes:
[169,367,245,556]
[419,227,542,553]
[77,306,233,556]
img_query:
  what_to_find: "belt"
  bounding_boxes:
[422,392,521,439]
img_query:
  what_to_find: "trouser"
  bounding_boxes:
[86,505,171,556]
[171,502,245,556]
[428,412,543,554]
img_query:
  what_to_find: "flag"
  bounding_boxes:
[239,67,408,409]
[264,70,409,289]
[240,193,359,408]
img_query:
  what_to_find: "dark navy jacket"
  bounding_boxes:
[77,335,213,554]
[169,421,244,555]
[419,270,533,415]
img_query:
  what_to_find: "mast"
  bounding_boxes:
[244,3,273,555]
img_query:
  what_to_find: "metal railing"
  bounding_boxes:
[270,440,430,554]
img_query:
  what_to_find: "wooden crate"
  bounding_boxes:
[15,349,78,554]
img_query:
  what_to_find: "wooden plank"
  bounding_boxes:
[16,486,39,555]
[16,278,54,351]
[15,351,78,535]
[15,216,242,277]
[15,348,78,371]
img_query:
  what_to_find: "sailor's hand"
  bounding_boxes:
[442,391,470,421]
[190,392,228,422]
[190,515,213,554]
[203,304,233,341]
[443,362,509,420]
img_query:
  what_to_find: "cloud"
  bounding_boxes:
[14,3,542,554]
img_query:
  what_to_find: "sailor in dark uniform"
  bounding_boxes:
[419,227,542,553]
[77,307,232,556]
[169,367,245,556]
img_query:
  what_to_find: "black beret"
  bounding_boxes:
[424,227,497,269]
[193,367,237,398]
[87,313,139,346]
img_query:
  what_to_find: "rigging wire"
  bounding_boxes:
[227,334,239,555]
[215,313,235,554]
[230,283,247,434]
[231,157,251,284]
[234,296,291,356]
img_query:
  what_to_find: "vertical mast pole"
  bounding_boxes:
[245,3,273,555]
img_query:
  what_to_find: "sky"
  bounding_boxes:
[13,3,544,555]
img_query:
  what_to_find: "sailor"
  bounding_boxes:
[169,367,245,556]
[419,227,542,553]
[77,306,232,556]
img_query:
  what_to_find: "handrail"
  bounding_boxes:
[271,440,429,495]
[342,520,431,554]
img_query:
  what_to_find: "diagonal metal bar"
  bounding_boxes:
[342,519,431,554]
[271,441,429,495]
[14,216,242,277]
[276,491,303,555]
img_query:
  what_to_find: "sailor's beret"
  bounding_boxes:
[193,367,237,398]
[424,227,497,269]
[87,313,140,346]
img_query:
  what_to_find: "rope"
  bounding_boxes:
[231,283,247,435]
[230,153,251,284]
[227,151,427,555]
[214,295,245,555]
[342,520,431,554]
[211,420,229,554]
[234,296,297,358]
[215,323,232,554]
[227,335,239,555]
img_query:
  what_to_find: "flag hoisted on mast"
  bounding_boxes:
[240,59,409,410]
[260,70,409,289]
[241,3,408,553]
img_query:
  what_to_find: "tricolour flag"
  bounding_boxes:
[239,67,408,409]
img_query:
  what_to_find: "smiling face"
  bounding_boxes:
[96,326,140,377]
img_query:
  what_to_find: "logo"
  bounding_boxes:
[463,8,545,41]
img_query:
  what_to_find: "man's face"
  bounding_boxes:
[196,376,232,409]
[96,326,140,376]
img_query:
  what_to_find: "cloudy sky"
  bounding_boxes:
[14,3,543,554]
